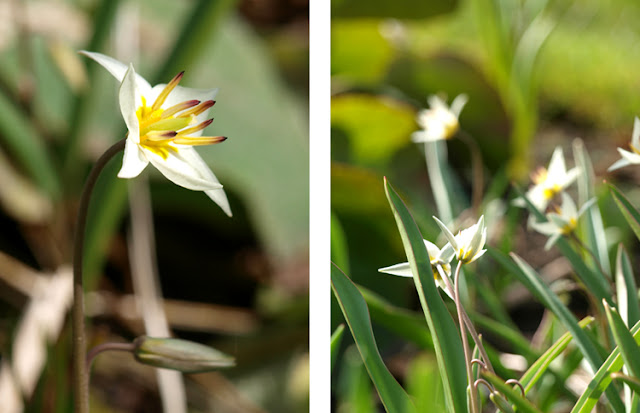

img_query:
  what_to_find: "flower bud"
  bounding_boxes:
[133,336,235,373]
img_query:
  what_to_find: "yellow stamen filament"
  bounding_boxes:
[151,71,184,111]
[175,119,213,137]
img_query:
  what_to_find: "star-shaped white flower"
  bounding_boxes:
[514,147,580,212]
[434,215,487,265]
[530,193,595,250]
[378,240,455,297]
[80,51,231,216]
[411,94,468,143]
[609,117,640,172]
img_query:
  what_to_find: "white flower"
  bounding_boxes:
[411,94,468,142]
[378,240,455,296]
[514,147,580,212]
[530,193,595,250]
[609,117,640,172]
[80,51,232,217]
[434,215,487,264]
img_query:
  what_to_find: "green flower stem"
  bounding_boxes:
[453,262,479,413]
[424,140,453,224]
[73,138,126,413]
[86,341,136,371]
[437,264,494,375]
[458,130,485,214]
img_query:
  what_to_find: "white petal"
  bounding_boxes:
[547,147,566,177]
[531,221,557,235]
[378,262,413,277]
[632,117,640,148]
[559,193,577,217]
[118,140,148,178]
[449,94,468,117]
[437,242,455,264]
[80,51,152,96]
[146,149,223,191]
[433,216,458,250]
[176,147,231,216]
[560,167,580,189]
[578,198,596,217]
[608,157,632,172]
[119,64,141,144]
[427,95,447,111]
[618,148,640,164]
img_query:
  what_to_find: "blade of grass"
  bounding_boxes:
[615,244,640,327]
[571,319,640,413]
[331,324,345,372]
[609,183,640,243]
[331,264,415,413]
[384,177,467,413]
[519,316,594,393]
[507,252,624,412]
[604,302,640,379]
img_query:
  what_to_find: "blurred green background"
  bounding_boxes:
[0,0,308,412]
[331,0,640,410]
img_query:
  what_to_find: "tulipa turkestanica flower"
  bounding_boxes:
[608,117,640,172]
[434,215,487,264]
[530,193,595,250]
[379,240,455,297]
[514,146,580,212]
[80,51,232,216]
[411,94,468,142]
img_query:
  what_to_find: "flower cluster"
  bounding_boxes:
[411,94,468,143]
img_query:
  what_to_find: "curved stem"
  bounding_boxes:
[73,138,126,413]
[454,262,479,413]
[86,341,136,371]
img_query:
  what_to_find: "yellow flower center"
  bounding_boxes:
[135,71,226,159]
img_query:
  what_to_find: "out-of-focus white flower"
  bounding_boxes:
[514,147,580,212]
[411,94,468,142]
[531,193,595,250]
[80,51,232,216]
[609,117,640,172]
[378,240,455,296]
[434,215,487,264]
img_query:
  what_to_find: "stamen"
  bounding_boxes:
[144,131,178,142]
[173,136,226,146]
[175,119,213,136]
[151,71,185,111]
[140,115,195,136]
[161,100,200,119]
[179,100,215,117]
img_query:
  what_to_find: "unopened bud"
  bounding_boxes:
[133,336,235,373]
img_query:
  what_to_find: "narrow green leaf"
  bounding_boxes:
[341,346,376,413]
[571,320,640,413]
[331,264,415,413]
[519,316,594,393]
[482,372,544,413]
[384,178,467,413]
[604,302,640,379]
[506,252,624,412]
[331,212,350,274]
[609,183,640,243]
[611,374,640,398]
[331,324,345,372]
[360,286,433,350]
[0,90,60,198]
[574,139,611,275]
[615,244,640,327]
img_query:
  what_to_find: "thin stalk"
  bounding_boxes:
[86,341,136,370]
[73,138,126,413]
[454,262,479,413]
[458,129,484,214]
[424,140,453,224]
[438,264,494,374]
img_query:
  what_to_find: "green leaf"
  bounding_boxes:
[340,345,377,413]
[519,316,594,393]
[609,183,640,244]
[332,0,458,19]
[359,286,433,350]
[482,372,544,413]
[331,264,415,413]
[611,373,640,397]
[604,302,640,380]
[406,354,446,412]
[571,319,640,413]
[331,324,345,372]
[331,213,350,274]
[498,250,624,412]
[615,244,640,327]
[384,178,467,413]
[0,90,60,198]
